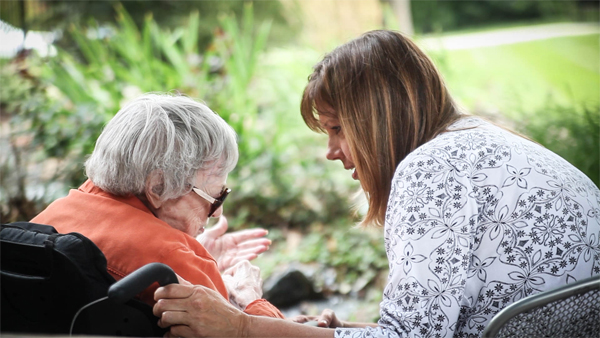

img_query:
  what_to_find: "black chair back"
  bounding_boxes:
[1,222,168,336]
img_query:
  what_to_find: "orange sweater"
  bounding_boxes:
[32,179,283,318]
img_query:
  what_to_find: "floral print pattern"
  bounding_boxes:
[335,117,600,338]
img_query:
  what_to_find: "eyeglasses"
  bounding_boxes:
[192,186,231,217]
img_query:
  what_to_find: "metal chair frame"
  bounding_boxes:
[482,275,600,338]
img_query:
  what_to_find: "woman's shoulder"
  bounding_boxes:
[395,116,504,172]
[401,115,541,165]
[393,115,599,197]
[432,115,511,146]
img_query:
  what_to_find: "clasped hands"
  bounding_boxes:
[197,215,266,310]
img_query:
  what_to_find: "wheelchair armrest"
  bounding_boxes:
[108,263,178,303]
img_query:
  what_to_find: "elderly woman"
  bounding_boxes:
[152,30,600,337]
[31,93,283,318]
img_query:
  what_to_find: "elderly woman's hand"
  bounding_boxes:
[221,260,263,310]
[197,216,271,272]
[154,283,250,338]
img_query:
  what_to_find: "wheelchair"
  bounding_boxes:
[1,221,178,336]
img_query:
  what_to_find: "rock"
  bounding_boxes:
[263,267,322,308]
[313,266,338,294]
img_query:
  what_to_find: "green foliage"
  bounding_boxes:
[299,226,387,271]
[256,222,388,295]
[411,0,589,34]
[514,102,600,186]
[0,54,67,221]
[1,1,296,50]
[210,6,273,166]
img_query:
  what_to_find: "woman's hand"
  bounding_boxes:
[197,216,271,272]
[289,309,343,328]
[221,260,263,310]
[154,283,250,338]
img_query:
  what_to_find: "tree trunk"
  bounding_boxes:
[389,0,414,36]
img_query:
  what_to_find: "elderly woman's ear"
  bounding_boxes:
[144,170,165,209]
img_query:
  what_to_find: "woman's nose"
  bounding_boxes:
[326,139,342,161]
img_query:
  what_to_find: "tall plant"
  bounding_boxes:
[208,4,273,167]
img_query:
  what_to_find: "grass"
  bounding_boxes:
[427,34,600,115]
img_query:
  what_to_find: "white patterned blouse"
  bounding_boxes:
[335,117,600,338]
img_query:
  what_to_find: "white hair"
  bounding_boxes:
[85,93,238,201]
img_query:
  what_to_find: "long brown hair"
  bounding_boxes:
[301,30,463,227]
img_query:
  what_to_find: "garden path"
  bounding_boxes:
[417,22,599,51]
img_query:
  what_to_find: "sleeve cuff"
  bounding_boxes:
[244,299,285,319]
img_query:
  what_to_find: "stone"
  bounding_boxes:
[263,267,322,308]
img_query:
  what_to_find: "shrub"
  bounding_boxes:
[411,0,586,34]
[514,102,599,186]
[0,53,56,221]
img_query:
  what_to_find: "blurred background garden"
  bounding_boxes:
[1,0,599,320]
